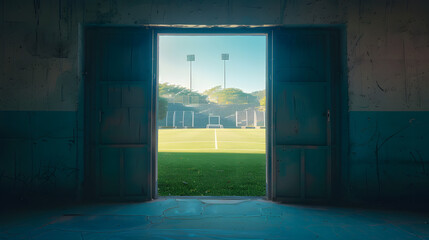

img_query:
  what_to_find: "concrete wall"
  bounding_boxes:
[0,0,428,203]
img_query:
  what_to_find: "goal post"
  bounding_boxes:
[183,111,195,128]
[165,110,195,128]
[235,110,248,128]
[236,109,265,128]
[254,110,266,127]
[206,115,223,128]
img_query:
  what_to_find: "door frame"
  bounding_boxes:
[83,25,348,202]
[152,27,273,199]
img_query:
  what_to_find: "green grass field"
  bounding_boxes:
[158,128,266,196]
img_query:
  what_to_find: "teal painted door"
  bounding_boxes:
[86,27,154,201]
[272,29,337,202]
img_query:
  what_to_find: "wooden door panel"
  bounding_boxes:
[99,148,121,197]
[275,83,327,146]
[275,148,301,198]
[99,108,148,145]
[99,32,152,82]
[86,27,153,201]
[101,85,148,108]
[123,147,149,196]
[273,28,335,202]
[305,149,328,198]
[273,33,328,82]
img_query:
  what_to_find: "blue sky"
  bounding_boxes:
[158,35,266,93]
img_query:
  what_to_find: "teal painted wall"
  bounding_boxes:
[348,111,429,202]
[0,0,428,203]
[0,111,81,202]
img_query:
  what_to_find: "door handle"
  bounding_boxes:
[327,109,330,122]
[99,111,103,123]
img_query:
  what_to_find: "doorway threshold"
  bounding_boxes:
[158,196,266,200]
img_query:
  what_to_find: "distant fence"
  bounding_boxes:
[158,103,265,128]
[164,111,195,128]
[236,109,266,127]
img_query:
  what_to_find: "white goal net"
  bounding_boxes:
[235,110,265,128]
[165,111,195,128]
[206,115,223,128]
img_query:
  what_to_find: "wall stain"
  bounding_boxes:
[402,40,409,107]
[374,121,412,197]
[33,0,41,56]
[376,81,386,93]
[410,151,427,176]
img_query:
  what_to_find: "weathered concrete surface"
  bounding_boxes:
[0,111,78,201]
[0,0,429,202]
[2,0,428,111]
[1,199,428,239]
[347,1,429,111]
[349,111,429,201]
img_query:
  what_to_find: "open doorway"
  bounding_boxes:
[156,34,267,196]
[84,26,341,202]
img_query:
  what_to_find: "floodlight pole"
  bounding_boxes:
[187,54,195,91]
[221,53,229,89]
[223,60,226,89]
[190,61,193,91]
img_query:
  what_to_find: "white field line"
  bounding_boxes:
[159,149,266,152]
[216,141,265,144]
[159,141,265,144]
[214,129,218,150]
[159,141,214,143]
[160,148,218,151]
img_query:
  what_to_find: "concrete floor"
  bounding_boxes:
[1,199,428,239]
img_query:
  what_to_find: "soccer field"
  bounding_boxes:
[157,128,266,196]
[158,128,266,153]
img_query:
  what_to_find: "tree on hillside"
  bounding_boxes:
[203,85,222,97]
[259,95,266,111]
[251,89,266,101]
[159,83,207,104]
[159,83,190,97]
[206,88,258,105]
[158,97,168,120]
